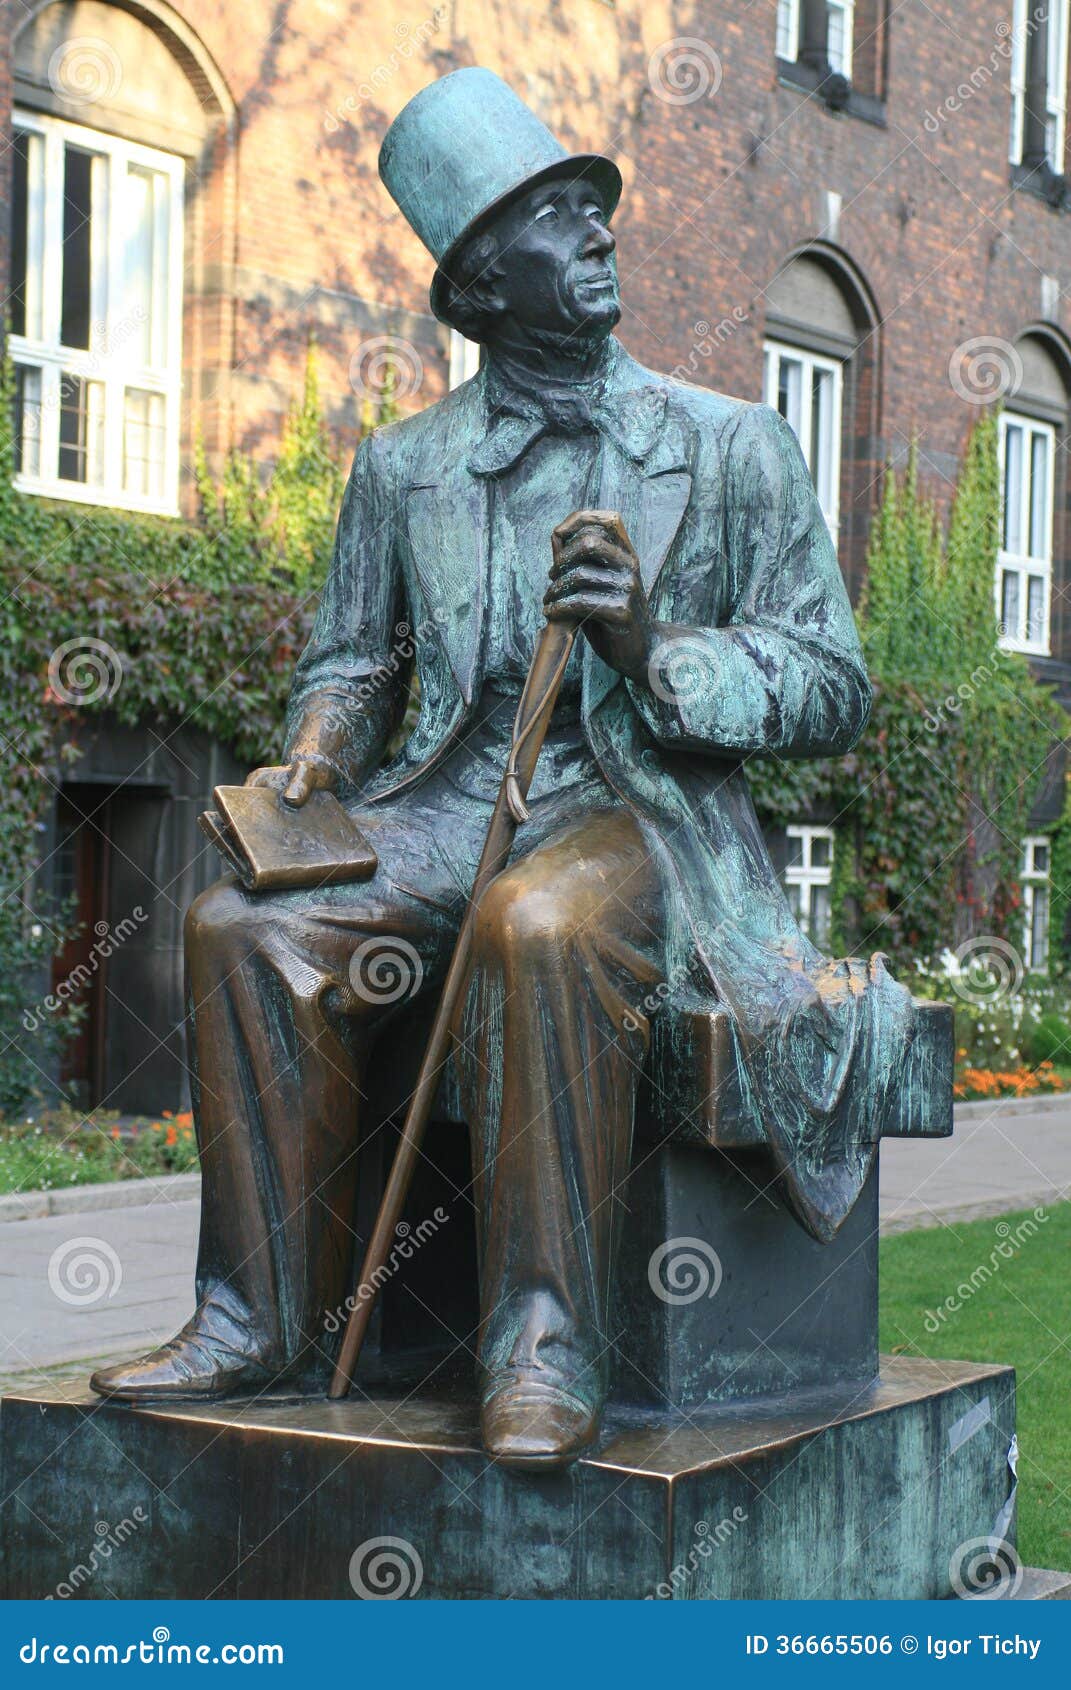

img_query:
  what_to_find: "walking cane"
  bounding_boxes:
[328,519,619,1399]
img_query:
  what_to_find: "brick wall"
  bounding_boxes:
[6,1,1071,681]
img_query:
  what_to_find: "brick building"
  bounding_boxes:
[3,0,1071,1107]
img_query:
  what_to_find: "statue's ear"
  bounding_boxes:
[439,270,505,340]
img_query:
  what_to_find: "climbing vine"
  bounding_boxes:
[0,340,398,1110]
[748,412,1066,972]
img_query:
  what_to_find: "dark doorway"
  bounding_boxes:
[51,786,116,1107]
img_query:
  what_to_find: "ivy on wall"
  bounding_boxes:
[0,341,398,1110]
[748,411,1067,972]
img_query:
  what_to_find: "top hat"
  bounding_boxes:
[379,68,622,322]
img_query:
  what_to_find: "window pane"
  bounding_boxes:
[58,374,105,485]
[1030,887,1050,971]
[786,882,803,924]
[1027,573,1047,645]
[776,355,803,439]
[810,832,832,868]
[1003,423,1023,554]
[1033,842,1050,874]
[123,388,166,498]
[1001,570,1021,639]
[11,132,31,339]
[786,832,804,869]
[124,164,170,367]
[61,147,99,351]
[776,1,797,59]
[12,365,43,478]
[1029,430,1050,560]
[826,3,847,74]
[811,885,832,948]
[811,366,835,522]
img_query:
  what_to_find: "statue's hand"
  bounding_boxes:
[246,757,337,808]
[544,509,655,682]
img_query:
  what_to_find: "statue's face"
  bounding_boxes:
[481,175,620,339]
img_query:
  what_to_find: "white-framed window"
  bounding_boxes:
[8,110,184,516]
[1022,835,1051,972]
[784,825,834,946]
[776,0,854,77]
[1010,0,1070,167]
[998,412,1054,655]
[776,0,801,60]
[448,328,481,391]
[763,339,843,541]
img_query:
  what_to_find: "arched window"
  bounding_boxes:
[998,332,1070,656]
[9,0,235,513]
[761,247,879,592]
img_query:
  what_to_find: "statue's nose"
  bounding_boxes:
[582,221,616,258]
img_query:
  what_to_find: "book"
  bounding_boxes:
[197,784,378,892]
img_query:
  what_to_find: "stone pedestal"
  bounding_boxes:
[0,1357,1014,1600]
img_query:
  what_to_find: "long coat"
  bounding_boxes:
[284,340,915,1243]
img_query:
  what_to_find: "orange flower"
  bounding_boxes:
[165,1124,178,1147]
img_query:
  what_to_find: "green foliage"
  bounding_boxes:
[749,412,1066,971]
[0,333,403,1112]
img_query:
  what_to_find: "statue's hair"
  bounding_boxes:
[437,228,502,339]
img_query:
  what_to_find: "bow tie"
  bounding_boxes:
[468,370,668,478]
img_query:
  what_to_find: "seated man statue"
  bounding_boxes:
[91,68,913,1469]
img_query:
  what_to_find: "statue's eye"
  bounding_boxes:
[582,202,603,220]
[534,203,559,222]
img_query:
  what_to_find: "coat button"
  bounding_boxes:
[641,749,660,772]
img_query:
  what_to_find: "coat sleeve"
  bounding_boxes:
[627,402,872,759]
[283,429,407,790]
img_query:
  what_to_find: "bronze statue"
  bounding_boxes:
[91,68,919,1470]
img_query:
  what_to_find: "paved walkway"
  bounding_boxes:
[1,1098,1069,1386]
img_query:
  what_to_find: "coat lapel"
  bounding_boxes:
[403,381,489,705]
[584,375,692,716]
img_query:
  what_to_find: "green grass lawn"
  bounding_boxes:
[880,1201,1071,1573]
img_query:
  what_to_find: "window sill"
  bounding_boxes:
[1009,159,1068,210]
[775,58,886,128]
[13,474,180,522]
[998,634,1051,659]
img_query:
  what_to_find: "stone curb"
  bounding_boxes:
[953,1089,1071,1121]
[0,1170,201,1225]
[879,1187,1064,1238]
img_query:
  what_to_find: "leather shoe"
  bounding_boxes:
[90,1331,272,1404]
[480,1380,599,1470]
